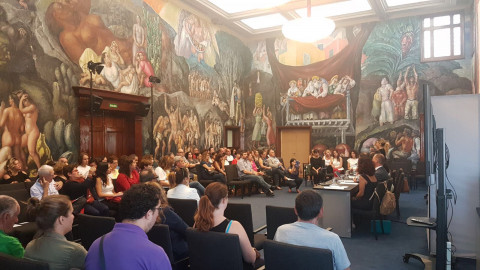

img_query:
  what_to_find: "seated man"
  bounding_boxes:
[167,168,200,203]
[0,195,24,258]
[30,165,59,200]
[372,153,389,183]
[85,184,171,270]
[237,151,275,197]
[274,190,351,270]
[174,156,204,196]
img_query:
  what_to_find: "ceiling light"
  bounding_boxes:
[282,0,335,43]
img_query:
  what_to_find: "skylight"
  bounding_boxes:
[385,0,431,7]
[295,0,371,18]
[241,13,288,30]
[207,0,291,14]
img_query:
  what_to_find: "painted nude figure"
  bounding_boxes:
[19,93,40,169]
[0,94,25,167]
[404,65,419,120]
[165,96,180,153]
[392,71,407,121]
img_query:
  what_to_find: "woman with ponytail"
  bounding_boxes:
[194,182,258,265]
[24,195,87,270]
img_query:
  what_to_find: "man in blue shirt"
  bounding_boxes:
[236,151,275,197]
[85,184,171,270]
[274,190,351,270]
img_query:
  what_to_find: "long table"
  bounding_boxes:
[314,180,358,238]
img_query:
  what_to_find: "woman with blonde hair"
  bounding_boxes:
[194,182,259,266]
[25,195,87,270]
[2,157,30,184]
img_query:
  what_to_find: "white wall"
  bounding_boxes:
[430,94,480,258]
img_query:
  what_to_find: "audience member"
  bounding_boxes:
[56,157,69,167]
[139,157,157,183]
[274,190,351,270]
[147,182,188,261]
[351,157,377,210]
[174,156,204,196]
[323,149,333,167]
[372,153,389,182]
[332,150,344,176]
[225,148,234,164]
[30,165,59,200]
[237,151,275,197]
[198,151,226,184]
[0,195,24,258]
[167,168,200,203]
[116,155,140,192]
[155,156,172,187]
[347,151,359,172]
[107,155,119,180]
[2,157,30,184]
[213,153,227,177]
[77,152,91,180]
[310,149,325,184]
[25,195,87,270]
[260,149,285,189]
[85,184,171,270]
[129,154,140,174]
[194,182,259,266]
[286,158,303,193]
[95,162,123,211]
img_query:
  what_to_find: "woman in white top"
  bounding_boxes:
[323,149,333,167]
[95,162,123,209]
[332,150,344,177]
[77,152,91,179]
[167,168,200,203]
[347,151,359,172]
[155,156,173,187]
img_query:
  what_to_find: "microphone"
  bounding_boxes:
[149,76,161,83]
[87,61,104,74]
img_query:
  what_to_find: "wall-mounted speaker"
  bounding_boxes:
[136,102,151,117]
[91,95,103,112]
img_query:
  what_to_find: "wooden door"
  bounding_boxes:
[277,127,311,165]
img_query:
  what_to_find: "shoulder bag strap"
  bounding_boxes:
[225,220,233,233]
[99,235,106,270]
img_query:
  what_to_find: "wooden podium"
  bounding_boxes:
[73,86,150,159]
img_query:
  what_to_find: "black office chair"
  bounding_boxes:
[148,224,188,270]
[265,205,297,240]
[225,165,251,199]
[167,198,198,227]
[185,228,254,270]
[263,239,334,270]
[393,169,406,218]
[225,203,266,250]
[76,214,115,250]
[0,252,49,270]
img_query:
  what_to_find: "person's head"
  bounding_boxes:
[290,158,297,167]
[139,157,153,170]
[53,164,65,177]
[129,154,139,164]
[294,190,323,222]
[247,153,254,161]
[63,164,82,181]
[57,157,68,167]
[268,149,276,157]
[324,149,331,157]
[201,150,210,162]
[260,149,268,158]
[96,162,110,186]
[186,151,193,160]
[5,157,21,175]
[174,156,185,168]
[226,149,231,156]
[333,150,339,158]
[145,181,169,223]
[350,150,357,159]
[194,182,228,232]
[119,184,161,232]
[193,148,200,154]
[358,156,375,176]
[118,155,135,175]
[209,147,215,154]
[107,155,118,170]
[312,149,319,156]
[89,157,98,168]
[177,149,185,157]
[241,151,248,160]
[79,152,89,166]
[372,153,386,167]
[38,165,54,182]
[27,195,74,235]
[215,153,225,163]
[173,167,189,186]
[0,195,20,233]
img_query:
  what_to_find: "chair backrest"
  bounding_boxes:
[388,158,412,175]
[224,203,254,246]
[263,239,333,270]
[0,182,29,192]
[147,224,175,263]
[393,170,405,197]
[185,228,246,270]
[266,205,297,240]
[0,252,49,270]
[76,214,115,250]
[224,165,239,184]
[167,198,197,227]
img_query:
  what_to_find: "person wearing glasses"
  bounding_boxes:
[85,184,171,270]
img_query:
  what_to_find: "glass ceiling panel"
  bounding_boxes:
[295,0,371,18]
[207,0,290,14]
[385,0,431,7]
[241,13,288,29]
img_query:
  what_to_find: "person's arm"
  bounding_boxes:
[354,176,366,198]
[229,221,256,264]
[258,158,271,170]
[163,208,188,235]
[202,162,213,172]
[115,174,130,192]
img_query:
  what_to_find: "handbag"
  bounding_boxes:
[379,182,396,215]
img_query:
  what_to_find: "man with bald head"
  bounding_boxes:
[30,165,59,199]
[372,154,389,182]
[0,195,24,258]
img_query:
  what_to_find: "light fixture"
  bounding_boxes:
[282,0,335,43]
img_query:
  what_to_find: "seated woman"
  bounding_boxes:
[185,151,199,172]
[351,157,377,211]
[286,158,303,193]
[213,154,227,178]
[194,182,260,267]
[116,155,139,192]
[2,158,30,184]
[347,151,359,173]
[147,181,189,261]
[332,150,344,177]
[25,195,87,270]
[95,162,123,211]
[198,151,226,184]
[155,156,173,188]
[167,168,200,203]
[310,149,325,184]
[77,152,91,180]
[139,157,157,183]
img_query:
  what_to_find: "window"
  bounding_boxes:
[421,12,464,62]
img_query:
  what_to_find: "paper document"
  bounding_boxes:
[323,186,347,190]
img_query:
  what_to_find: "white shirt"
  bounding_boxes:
[155,167,167,181]
[167,184,200,203]
[30,179,59,199]
[77,165,91,179]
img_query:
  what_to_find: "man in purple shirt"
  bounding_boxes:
[85,184,171,270]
